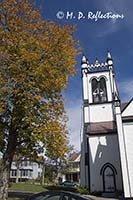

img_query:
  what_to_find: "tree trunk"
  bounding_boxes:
[16,166,19,183]
[0,160,10,200]
[16,160,20,183]
[41,164,45,185]
[0,125,17,199]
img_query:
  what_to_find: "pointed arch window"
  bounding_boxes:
[92,78,99,103]
[92,77,107,103]
[99,77,107,102]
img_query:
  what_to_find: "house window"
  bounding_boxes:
[20,169,29,177]
[11,170,17,177]
[73,163,79,168]
[38,172,41,177]
[29,170,32,177]
[92,77,107,103]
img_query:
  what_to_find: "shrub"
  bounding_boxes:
[77,187,90,195]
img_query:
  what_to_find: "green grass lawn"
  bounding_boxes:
[9,183,90,194]
[9,182,47,193]
[8,183,90,200]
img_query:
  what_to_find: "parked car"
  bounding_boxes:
[60,181,79,187]
[26,190,91,200]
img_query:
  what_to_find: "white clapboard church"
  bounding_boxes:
[80,51,133,198]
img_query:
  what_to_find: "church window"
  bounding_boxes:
[99,78,107,102]
[92,77,107,103]
[92,78,99,103]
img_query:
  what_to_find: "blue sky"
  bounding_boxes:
[33,0,133,150]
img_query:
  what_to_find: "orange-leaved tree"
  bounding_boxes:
[0,0,79,199]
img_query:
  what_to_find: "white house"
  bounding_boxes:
[10,157,43,181]
[80,52,133,198]
[64,152,80,183]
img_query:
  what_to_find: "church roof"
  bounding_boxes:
[86,100,133,135]
[121,102,128,112]
[121,98,133,122]
[121,98,133,112]
[88,121,117,135]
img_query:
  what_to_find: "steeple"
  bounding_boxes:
[107,51,113,66]
[81,55,87,65]
[95,57,100,67]
[81,55,89,71]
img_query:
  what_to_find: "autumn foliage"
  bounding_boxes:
[0,0,79,199]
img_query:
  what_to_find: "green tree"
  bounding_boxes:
[0,0,79,199]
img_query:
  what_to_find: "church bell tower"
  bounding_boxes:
[80,52,123,193]
[81,51,119,128]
